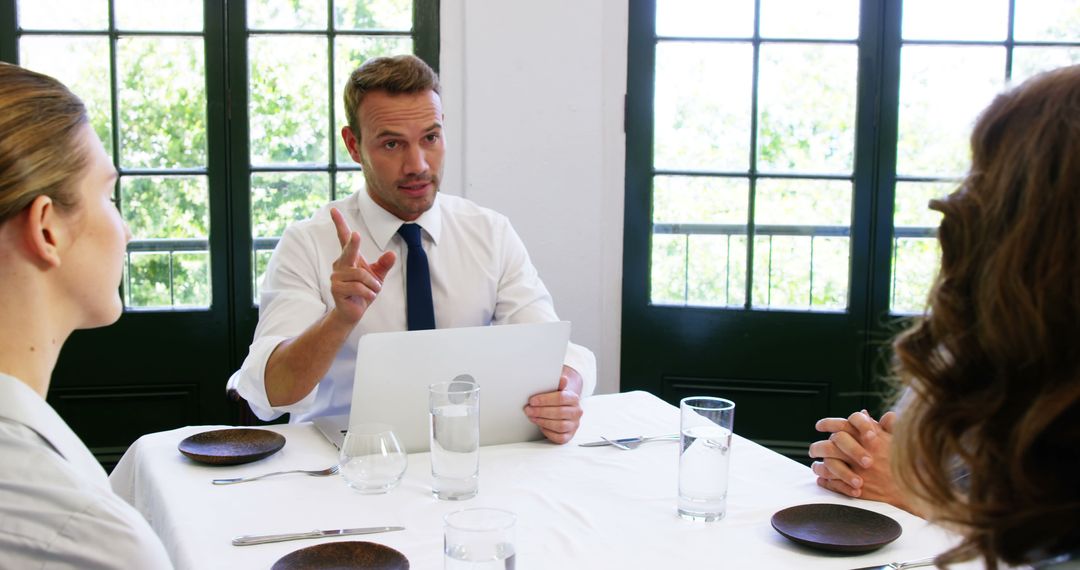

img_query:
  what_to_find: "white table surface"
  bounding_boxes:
[111,391,969,569]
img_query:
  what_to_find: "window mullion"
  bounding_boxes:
[0,0,17,62]
[744,0,763,309]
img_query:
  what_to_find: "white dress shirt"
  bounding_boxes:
[232,187,596,422]
[0,373,173,569]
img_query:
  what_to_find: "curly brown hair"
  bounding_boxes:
[891,64,1080,569]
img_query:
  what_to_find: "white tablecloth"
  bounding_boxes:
[111,391,968,569]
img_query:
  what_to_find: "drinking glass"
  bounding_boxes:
[678,396,735,521]
[429,378,480,500]
[444,508,516,569]
[338,423,407,494]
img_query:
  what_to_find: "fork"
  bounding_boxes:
[605,434,680,450]
[850,556,937,570]
[601,436,632,450]
[212,465,340,485]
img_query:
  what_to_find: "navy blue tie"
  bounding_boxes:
[397,224,436,330]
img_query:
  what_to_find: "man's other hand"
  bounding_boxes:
[524,365,584,444]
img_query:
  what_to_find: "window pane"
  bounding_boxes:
[253,249,275,300]
[894,181,949,228]
[754,179,852,226]
[335,0,411,30]
[1012,48,1080,84]
[753,235,813,310]
[811,237,849,310]
[19,36,113,158]
[760,0,859,40]
[687,234,746,307]
[248,0,327,30]
[251,172,330,238]
[757,44,857,174]
[127,253,172,308]
[897,46,1005,177]
[334,36,415,164]
[902,0,1009,41]
[17,0,106,30]
[172,252,211,307]
[249,36,329,165]
[115,0,203,31]
[336,171,364,199]
[122,176,210,239]
[891,237,940,314]
[117,37,207,169]
[653,176,748,224]
[654,42,753,172]
[1014,0,1080,41]
[752,179,851,312]
[656,0,753,38]
[651,234,688,305]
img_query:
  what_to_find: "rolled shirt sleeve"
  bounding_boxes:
[230,222,331,421]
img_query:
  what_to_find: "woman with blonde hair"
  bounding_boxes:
[891,65,1080,569]
[0,62,172,568]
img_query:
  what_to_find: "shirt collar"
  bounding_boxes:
[0,373,108,482]
[355,182,443,249]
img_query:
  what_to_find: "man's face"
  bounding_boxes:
[342,89,445,221]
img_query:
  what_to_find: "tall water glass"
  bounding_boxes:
[444,508,516,569]
[429,378,480,500]
[678,396,735,521]
[339,423,407,494]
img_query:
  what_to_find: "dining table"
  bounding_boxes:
[110,390,975,569]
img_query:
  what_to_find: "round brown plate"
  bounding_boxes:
[271,541,409,570]
[177,428,285,466]
[771,503,903,553]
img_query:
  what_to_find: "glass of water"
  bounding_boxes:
[429,378,480,500]
[339,423,407,494]
[444,508,516,569]
[678,396,735,521]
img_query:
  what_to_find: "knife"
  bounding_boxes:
[232,526,404,546]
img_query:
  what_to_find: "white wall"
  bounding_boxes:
[440,1,628,394]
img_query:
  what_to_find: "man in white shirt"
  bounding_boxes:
[231,55,595,443]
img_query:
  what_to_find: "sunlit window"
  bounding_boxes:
[648,0,1080,314]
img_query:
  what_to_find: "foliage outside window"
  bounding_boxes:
[11,0,423,309]
[648,0,1080,315]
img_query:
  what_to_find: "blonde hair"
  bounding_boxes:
[0,62,89,224]
[342,54,440,140]
[892,65,1080,568]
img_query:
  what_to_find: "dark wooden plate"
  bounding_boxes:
[770,503,903,553]
[271,541,409,570]
[177,428,286,466]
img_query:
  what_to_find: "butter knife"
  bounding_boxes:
[232,526,404,546]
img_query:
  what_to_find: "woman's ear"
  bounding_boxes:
[23,195,63,268]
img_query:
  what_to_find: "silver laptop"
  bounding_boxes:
[315,321,571,453]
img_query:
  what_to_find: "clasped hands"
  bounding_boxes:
[329,208,583,444]
[809,409,915,514]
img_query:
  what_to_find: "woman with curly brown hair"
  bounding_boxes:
[890,64,1080,569]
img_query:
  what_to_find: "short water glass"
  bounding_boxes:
[429,379,480,500]
[678,396,735,521]
[444,508,516,569]
[339,423,407,494]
